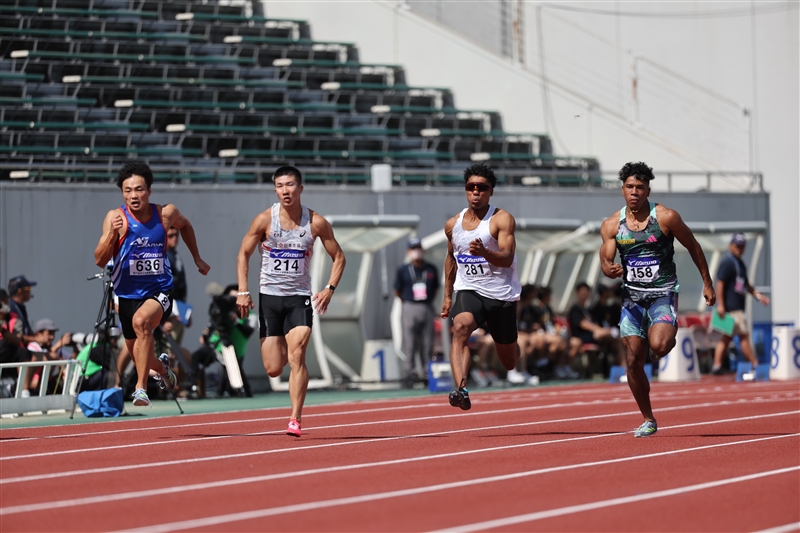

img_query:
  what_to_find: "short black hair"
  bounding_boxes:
[272,165,303,185]
[538,286,552,300]
[0,288,8,302]
[575,282,591,293]
[116,161,154,189]
[463,164,497,188]
[521,284,538,301]
[618,161,655,184]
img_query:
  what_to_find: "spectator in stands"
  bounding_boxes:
[0,298,27,370]
[590,283,622,336]
[469,328,505,387]
[711,233,770,375]
[568,282,625,368]
[7,276,37,345]
[507,284,541,384]
[394,238,439,387]
[530,286,577,379]
[26,318,69,395]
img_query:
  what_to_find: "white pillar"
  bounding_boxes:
[658,328,701,382]
[769,326,800,381]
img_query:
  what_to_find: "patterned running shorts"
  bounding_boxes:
[619,290,679,338]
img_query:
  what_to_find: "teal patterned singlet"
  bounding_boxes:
[616,201,679,300]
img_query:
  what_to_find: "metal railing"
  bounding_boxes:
[2,165,763,192]
[0,360,81,416]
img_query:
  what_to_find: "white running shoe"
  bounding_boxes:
[470,368,489,388]
[506,368,527,384]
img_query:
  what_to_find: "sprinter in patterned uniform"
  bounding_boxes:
[236,166,345,437]
[95,161,210,407]
[600,161,715,437]
[441,164,522,411]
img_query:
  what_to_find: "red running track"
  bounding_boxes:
[1,380,798,532]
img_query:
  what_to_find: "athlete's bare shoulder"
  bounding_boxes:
[600,210,621,238]
[488,207,516,237]
[654,203,683,235]
[444,212,460,238]
[308,208,333,238]
[248,208,272,239]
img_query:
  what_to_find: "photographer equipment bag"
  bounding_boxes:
[77,388,124,417]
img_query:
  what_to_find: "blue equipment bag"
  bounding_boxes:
[77,388,124,417]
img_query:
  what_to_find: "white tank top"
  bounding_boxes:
[452,206,521,302]
[259,203,315,296]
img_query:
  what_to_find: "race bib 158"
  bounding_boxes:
[268,249,305,276]
[626,257,660,282]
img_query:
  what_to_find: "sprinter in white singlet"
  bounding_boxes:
[441,164,522,410]
[236,166,345,437]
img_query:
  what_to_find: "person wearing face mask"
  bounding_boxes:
[711,233,770,375]
[394,238,440,387]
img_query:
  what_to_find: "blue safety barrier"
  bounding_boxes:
[609,363,651,384]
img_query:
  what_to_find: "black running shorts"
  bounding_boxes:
[259,294,313,338]
[118,290,174,340]
[451,290,518,344]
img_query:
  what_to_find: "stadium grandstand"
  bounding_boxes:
[0,0,599,186]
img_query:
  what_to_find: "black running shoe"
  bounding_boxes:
[448,389,471,411]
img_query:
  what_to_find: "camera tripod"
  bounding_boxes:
[70,269,183,418]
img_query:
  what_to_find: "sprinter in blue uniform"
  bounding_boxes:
[94,162,210,406]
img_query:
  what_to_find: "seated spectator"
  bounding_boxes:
[0,293,25,366]
[507,284,542,385]
[26,318,66,395]
[590,283,622,335]
[469,327,505,387]
[568,282,625,367]
[529,287,578,380]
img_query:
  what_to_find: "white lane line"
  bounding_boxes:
[2,384,793,443]
[756,522,800,533]
[433,467,800,533]
[107,449,800,532]
[0,398,629,460]
[0,402,445,444]
[2,409,796,485]
[1,396,794,462]
[2,416,797,517]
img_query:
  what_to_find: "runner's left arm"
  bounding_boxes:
[161,204,210,275]
[311,215,346,315]
[661,206,716,306]
[469,210,516,268]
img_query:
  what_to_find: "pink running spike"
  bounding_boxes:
[286,419,301,437]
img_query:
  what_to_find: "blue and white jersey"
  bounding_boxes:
[259,203,315,296]
[111,204,173,298]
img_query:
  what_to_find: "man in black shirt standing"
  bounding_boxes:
[712,233,770,375]
[394,238,439,386]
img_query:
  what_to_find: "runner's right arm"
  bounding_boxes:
[94,209,125,267]
[599,214,623,279]
[236,211,270,318]
[440,216,458,319]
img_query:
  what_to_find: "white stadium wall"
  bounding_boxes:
[264,0,799,324]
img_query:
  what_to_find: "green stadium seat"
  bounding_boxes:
[10,50,255,65]
[0,27,205,42]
